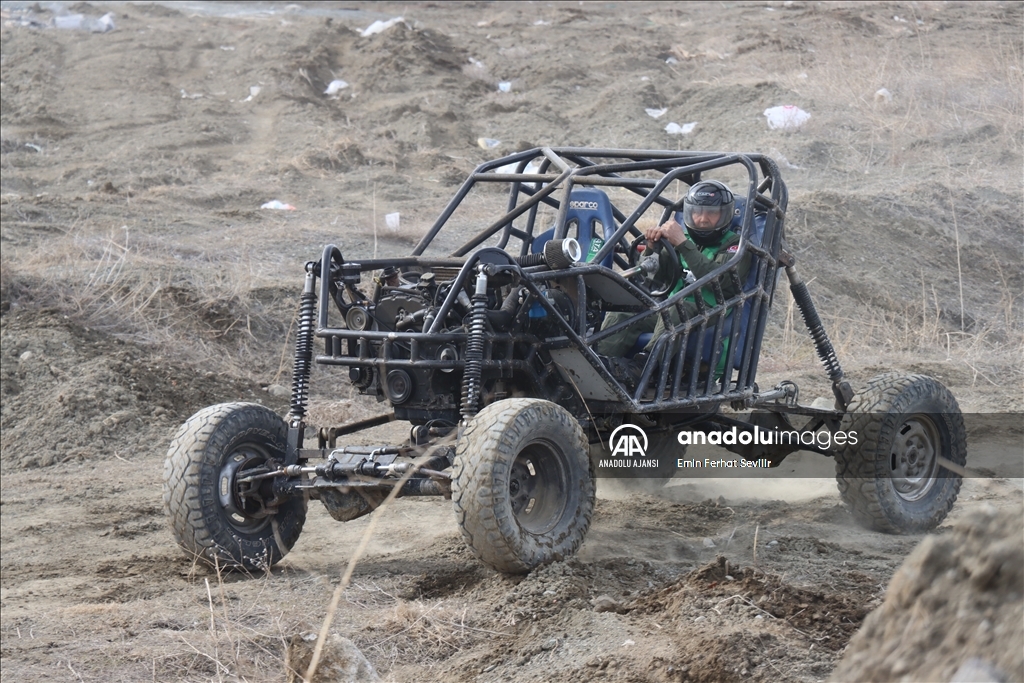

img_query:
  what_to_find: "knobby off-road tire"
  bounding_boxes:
[452,399,595,574]
[163,403,306,571]
[835,374,966,534]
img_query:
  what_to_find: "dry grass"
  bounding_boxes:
[359,599,488,666]
[784,13,1023,186]
[761,277,1023,409]
[1,219,295,377]
[22,568,301,683]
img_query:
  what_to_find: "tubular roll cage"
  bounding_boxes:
[310,148,788,414]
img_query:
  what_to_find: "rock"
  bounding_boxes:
[103,410,134,428]
[541,638,558,651]
[267,384,290,398]
[284,633,378,683]
[702,537,716,548]
[829,508,1023,682]
[19,351,32,362]
[592,595,627,614]
[950,658,1007,683]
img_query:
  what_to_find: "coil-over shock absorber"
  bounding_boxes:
[288,265,317,422]
[786,265,854,409]
[461,267,488,421]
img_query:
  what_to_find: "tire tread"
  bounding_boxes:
[162,403,306,570]
[834,374,965,533]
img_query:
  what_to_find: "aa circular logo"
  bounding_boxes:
[608,424,648,458]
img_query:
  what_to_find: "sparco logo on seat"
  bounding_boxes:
[568,200,600,210]
[608,424,648,458]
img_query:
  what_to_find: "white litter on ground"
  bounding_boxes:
[324,79,349,96]
[764,105,811,131]
[495,160,542,175]
[260,200,296,211]
[360,17,403,37]
[665,121,697,135]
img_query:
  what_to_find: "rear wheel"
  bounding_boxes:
[834,374,965,533]
[163,403,306,571]
[452,399,594,573]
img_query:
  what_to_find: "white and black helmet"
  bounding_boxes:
[681,180,735,246]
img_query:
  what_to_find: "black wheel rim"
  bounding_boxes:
[218,446,273,533]
[888,414,941,502]
[508,439,569,535]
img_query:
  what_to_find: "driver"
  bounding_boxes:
[596,180,752,382]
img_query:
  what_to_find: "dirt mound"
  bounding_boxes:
[829,506,1024,683]
[0,309,288,470]
[610,555,876,682]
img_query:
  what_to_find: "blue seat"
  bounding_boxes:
[630,197,767,372]
[531,188,617,268]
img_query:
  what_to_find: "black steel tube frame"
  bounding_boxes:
[312,149,789,414]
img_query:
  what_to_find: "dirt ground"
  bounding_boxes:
[1,1,1022,682]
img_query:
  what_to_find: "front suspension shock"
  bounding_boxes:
[786,265,854,409]
[461,268,488,421]
[289,268,317,422]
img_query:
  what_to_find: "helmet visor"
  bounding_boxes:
[682,204,728,232]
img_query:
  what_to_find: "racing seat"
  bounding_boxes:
[530,187,617,268]
[629,197,767,372]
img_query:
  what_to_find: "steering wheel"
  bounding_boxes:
[626,235,682,298]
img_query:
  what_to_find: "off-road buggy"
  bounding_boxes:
[163,148,967,574]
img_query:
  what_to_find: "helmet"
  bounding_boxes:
[681,180,735,247]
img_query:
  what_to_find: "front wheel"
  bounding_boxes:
[834,374,966,533]
[163,403,307,571]
[452,399,595,573]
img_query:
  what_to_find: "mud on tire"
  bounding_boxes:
[163,402,306,571]
[835,373,966,534]
[452,399,595,574]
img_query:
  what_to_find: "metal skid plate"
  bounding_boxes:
[327,448,399,469]
[549,347,620,400]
